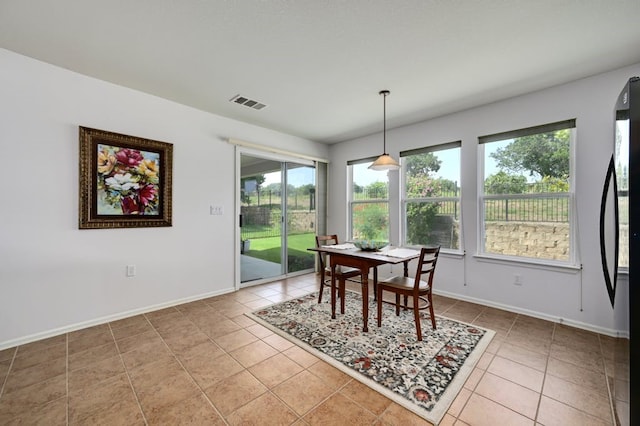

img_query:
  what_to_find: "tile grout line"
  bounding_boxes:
[0,347,17,403]
[108,321,150,426]
[460,311,554,422]
[532,320,555,424]
[451,304,515,423]
[538,326,614,424]
[65,333,69,426]
[599,334,617,425]
[145,307,233,425]
[236,293,356,423]
[236,299,309,423]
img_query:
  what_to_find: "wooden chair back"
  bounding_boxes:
[315,234,339,272]
[414,246,440,290]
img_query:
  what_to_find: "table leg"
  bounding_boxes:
[362,272,369,332]
[331,264,337,319]
[373,266,378,301]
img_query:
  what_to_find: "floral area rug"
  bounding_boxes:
[246,291,495,425]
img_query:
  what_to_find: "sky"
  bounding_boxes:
[263,165,315,187]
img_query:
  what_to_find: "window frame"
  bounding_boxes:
[400,141,463,254]
[477,119,579,268]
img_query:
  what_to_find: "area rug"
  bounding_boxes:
[246,291,494,425]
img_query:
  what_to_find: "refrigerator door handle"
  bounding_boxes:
[599,154,620,308]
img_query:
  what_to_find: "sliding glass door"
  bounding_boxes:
[285,163,316,273]
[239,151,316,285]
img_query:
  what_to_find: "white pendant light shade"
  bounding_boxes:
[369,90,400,171]
[369,153,400,170]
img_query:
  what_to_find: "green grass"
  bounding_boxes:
[245,233,316,271]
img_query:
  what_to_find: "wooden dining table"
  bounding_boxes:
[308,245,421,332]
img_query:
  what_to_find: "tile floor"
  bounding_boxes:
[0,273,615,425]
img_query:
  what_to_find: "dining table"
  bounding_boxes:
[308,244,421,332]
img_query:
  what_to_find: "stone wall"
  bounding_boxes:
[288,210,315,233]
[484,221,570,260]
[485,222,630,264]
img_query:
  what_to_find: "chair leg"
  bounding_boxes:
[377,287,383,327]
[413,293,423,341]
[339,278,346,314]
[318,270,325,303]
[428,293,436,330]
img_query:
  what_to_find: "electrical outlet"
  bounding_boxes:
[126,265,136,277]
[514,274,522,285]
[210,205,223,215]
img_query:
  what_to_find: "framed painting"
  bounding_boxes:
[79,126,173,229]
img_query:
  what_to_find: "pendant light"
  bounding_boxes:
[369,90,400,171]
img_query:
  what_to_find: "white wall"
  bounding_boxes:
[328,63,640,335]
[0,49,328,349]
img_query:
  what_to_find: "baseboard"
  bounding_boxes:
[433,289,621,338]
[0,286,236,351]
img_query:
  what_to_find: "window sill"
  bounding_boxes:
[473,253,581,273]
[403,246,464,259]
[440,249,465,259]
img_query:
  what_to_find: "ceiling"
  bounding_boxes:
[2,1,640,144]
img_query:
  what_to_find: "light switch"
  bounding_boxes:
[210,205,224,215]
[126,265,136,277]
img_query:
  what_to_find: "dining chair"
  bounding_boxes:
[376,246,440,341]
[315,235,362,307]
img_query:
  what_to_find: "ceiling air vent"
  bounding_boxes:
[230,94,268,111]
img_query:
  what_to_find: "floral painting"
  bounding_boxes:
[79,127,173,229]
[97,144,161,215]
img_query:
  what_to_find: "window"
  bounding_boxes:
[401,142,462,251]
[479,120,576,264]
[615,113,629,270]
[348,158,389,241]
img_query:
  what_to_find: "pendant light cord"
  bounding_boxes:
[380,90,389,154]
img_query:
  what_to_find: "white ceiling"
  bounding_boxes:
[2,1,640,144]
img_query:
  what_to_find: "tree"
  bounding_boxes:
[405,175,440,245]
[405,152,441,176]
[490,129,570,179]
[484,171,527,194]
[240,174,266,205]
[263,182,281,194]
[364,181,388,199]
[297,183,314,195]
[354,204,388,240]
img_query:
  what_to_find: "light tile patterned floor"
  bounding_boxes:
[0,274,615,425]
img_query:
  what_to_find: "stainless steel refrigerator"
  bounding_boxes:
[600,76,639,426]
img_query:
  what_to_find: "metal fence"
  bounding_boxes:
[240,208,315,240]
[483,194,570,223]
[407,194,569,223]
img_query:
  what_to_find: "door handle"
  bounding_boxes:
[599,155,619,308]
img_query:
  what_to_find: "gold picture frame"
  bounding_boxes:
[79,126,173,229]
